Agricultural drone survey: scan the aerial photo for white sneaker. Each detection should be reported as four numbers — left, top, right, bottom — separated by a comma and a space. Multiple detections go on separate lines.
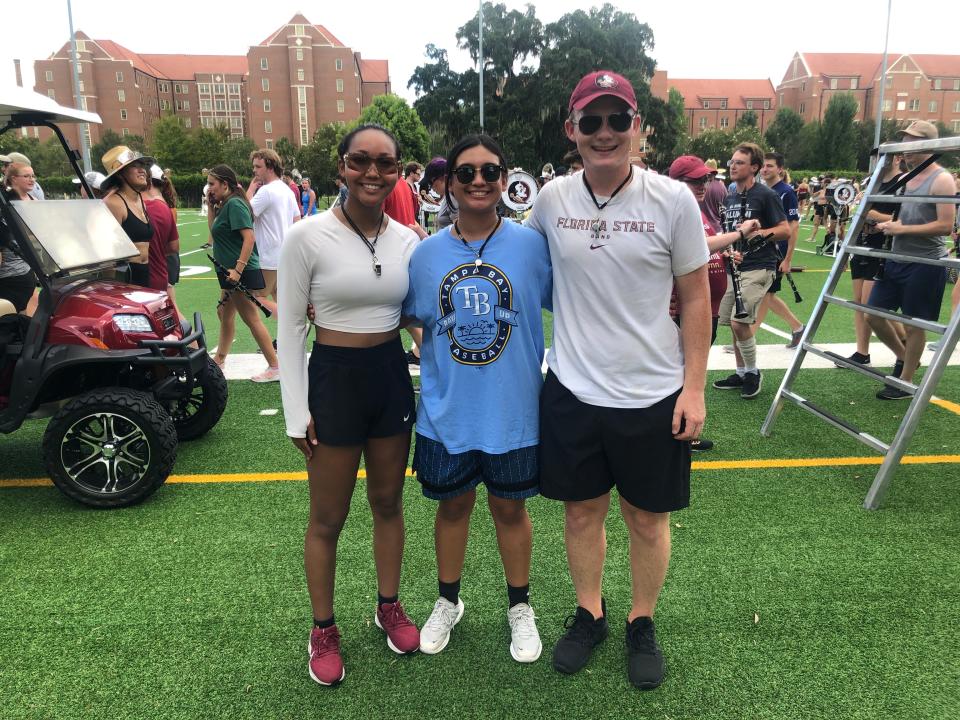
419, 597, 464, 654
507, 602, 542, 663
251, 366, 280, 383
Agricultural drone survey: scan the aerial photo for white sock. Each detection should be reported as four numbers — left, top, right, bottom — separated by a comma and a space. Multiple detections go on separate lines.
736, 367, 746, 377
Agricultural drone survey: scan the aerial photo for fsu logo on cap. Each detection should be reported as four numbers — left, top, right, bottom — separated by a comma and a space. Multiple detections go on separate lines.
595, 73, 618, 89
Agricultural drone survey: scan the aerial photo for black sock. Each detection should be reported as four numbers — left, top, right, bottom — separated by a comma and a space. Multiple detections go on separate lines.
378, 593, 398, 607
507, 583, 530, 608
439, 578, 460, 605
313, 615, 335, 629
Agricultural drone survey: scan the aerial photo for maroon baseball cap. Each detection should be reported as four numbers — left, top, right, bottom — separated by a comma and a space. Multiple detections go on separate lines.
568, 71, 637, 113
668, 155, 712, 181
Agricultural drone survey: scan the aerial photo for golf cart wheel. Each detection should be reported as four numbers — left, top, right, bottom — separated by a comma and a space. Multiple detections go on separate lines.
170, 355, 228, 441
42, 388, 177, 508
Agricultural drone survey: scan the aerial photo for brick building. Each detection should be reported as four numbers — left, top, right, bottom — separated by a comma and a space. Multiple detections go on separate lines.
668, 77, 777, 138
31, 14, 391, 151
776, 52, 960, 131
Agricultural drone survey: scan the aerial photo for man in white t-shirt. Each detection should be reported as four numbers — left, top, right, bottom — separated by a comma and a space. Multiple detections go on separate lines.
247, 148, 301, 316
526, 70, 710, 690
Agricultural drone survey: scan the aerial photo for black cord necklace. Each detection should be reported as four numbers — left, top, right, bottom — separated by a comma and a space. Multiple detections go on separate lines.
340, 204, 385, 277
583, 168, 633, 232
454, 216, 502, 268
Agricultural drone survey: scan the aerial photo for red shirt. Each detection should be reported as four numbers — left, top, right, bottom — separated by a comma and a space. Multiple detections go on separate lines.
382, 179, 417, 226
672, 211, 726, 319
144, 198, 177, 290
287, 181, 300, 206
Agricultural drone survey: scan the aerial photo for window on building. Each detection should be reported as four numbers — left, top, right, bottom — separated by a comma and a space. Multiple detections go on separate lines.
176, 100, 190, 111
699, 117, 707, 130
335, 58, 343, 71
779, 93, 784, 105
199, 83, 210, 95
909, 98, 920, 111
851, 78, 858, 90
228, 84, 240, 95
798, 102, 805, 114
122, 128, 129, 136
263, 99, 271, 112
184, 118, 192, 129
261, 58, 268, 70
884, 99, 892, 111
120, 109, 127, 120
801, 81, 806, 92
297, 69, 305, 82
702, 100, 709, 109
294, 24, 306, 35
262, 78, 270, 92
265, 120, 272, 134
763, 100, 770, 110
897, 100, 906, 111
201, 117, 214, 128
296, 48, 304, 61
200, 99, 212, 111
75, 40, 87, 52
76, 62, 83, 75
265, 139, 274, 150
830, 78, 838, 90
118, 89, 125, 102
159, 81, 169, 93
78, 80, 84, 92
746, 100, 753, 109
114, 71, 122, 83
337, 99, 345, 113
720, 117, 729, 129
954, 101, 960, 112
929, 100, 937, 112
215, 99, 226, 111
45, 70, 53, 82
173, 83, 182, 94
214, 84, 225, 95
47, 89, 55, 100
298, 86, 309, 145
934, 78, 942, 90
336, 79, 344, 93
160, 99, 170, 110
230, 117, 242, 129
885, 76, 892, 88
229, 99, 241, 111
914, 76, 921, 89
953, 120, 960, 133
954, 79, 960, 91
720, 99, 728, 110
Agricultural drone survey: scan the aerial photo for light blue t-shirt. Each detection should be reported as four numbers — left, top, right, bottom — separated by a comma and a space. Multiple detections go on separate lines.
403, 219, 552, 454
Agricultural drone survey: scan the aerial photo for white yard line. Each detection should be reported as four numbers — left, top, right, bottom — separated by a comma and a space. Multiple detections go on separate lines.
759, 323, 792, 340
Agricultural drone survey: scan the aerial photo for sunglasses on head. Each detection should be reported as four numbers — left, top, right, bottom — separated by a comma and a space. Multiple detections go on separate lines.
343, 153, 400, 175
574, 111, 635, 135
453, 163, 506, 184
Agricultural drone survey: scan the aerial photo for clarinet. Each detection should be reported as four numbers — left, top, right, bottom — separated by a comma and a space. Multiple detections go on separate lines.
721, 196, 749, 319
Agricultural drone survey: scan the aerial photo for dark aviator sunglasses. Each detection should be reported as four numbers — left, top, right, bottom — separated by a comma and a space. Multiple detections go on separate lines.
343, 153, 400, 175
574, 111, 635, 135
453, 163, 506, 184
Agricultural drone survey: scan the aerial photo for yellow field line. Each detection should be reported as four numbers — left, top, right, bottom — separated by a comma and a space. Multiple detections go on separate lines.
931, 396, 960, 416
3, 454, 960, 489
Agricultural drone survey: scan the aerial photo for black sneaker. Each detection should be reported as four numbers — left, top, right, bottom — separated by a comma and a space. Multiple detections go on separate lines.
625, 617, 665, 690
406, 351, 420, 366
835, 352, 871, 368
876, 385, 912, 401
552, 601, 608, 675
712, 373, 743, 390
690, 438, 714, 452
740, 371, 762, 399
786, 326, 805, 349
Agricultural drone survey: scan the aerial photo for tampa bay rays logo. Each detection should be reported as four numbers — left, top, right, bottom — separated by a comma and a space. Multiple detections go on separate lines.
436, 262, 519, 365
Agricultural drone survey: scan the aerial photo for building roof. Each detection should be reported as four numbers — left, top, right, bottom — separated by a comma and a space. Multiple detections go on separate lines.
139, 54, 247, 79
800, 53, 883, 81
909, 54, 960, 78
259, 14, 346, 47
358, 58, 389, 84
669, 78, 776, 109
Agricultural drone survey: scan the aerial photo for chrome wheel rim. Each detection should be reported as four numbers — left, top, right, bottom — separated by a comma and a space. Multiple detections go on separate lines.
60, 412, 151, 494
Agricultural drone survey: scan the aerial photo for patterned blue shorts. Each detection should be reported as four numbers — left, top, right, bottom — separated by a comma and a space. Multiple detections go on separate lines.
412, 433, 540, 501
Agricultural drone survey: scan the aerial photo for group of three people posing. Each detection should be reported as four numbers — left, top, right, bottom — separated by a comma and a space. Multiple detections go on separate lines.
277, 70, 713, 690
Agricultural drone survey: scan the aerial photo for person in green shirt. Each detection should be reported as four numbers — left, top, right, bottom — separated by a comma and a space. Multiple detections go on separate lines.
206, 164, 279, 381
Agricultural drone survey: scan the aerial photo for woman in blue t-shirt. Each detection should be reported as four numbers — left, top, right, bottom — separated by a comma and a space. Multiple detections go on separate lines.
300, 177, 318, 216
403, 135, 552, 663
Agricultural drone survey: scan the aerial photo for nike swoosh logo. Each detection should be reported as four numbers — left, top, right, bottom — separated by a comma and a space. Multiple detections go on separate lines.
403, 413, 411, 422
589, 243, 607, 250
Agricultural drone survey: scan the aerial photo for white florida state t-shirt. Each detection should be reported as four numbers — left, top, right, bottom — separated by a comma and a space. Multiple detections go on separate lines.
526, 166, 709, 408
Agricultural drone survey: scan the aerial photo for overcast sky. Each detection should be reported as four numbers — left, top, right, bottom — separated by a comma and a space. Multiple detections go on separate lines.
3, 0, 957, 107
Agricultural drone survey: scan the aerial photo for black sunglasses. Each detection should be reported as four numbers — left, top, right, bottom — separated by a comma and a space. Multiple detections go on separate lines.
453, 163, 506, 184
343, 153, 400, 175
574, 111, 635, 135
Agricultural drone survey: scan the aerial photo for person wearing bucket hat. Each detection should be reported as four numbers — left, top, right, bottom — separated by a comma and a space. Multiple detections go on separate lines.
102, 145, 155, 287
526, 70, 711, 689
869, 121, 956, 400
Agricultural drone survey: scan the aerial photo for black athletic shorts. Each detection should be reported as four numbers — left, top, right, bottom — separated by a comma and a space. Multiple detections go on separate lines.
129, 262, 150, 288
825, 205, 849, 221
307, 336, 415, 446
0, 270, 37, 311
166, 254, 181, 285
850, 255, 882, 280
216, 266, 265, 291
813, 204, 826, 218
539, 371, 690, 513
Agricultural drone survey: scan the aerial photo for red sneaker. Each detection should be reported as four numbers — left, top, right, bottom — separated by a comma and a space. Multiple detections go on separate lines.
374, 601, 420, 654
307, 625, 345, 686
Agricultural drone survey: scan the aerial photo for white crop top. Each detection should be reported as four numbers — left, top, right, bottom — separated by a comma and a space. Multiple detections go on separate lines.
277, 209, 419, 437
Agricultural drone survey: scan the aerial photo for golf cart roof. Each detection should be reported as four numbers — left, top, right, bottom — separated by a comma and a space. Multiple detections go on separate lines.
0, 85, 101, 126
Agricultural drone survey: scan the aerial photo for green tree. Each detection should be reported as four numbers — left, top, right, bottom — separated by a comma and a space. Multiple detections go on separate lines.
296, 124, 342, 194
736, 110, 758, 129
793, 121, 822, 169
89, 128, 146, 168
357, 93, 430, 163
274, 137, 298, 171
689, 129, 735, 165
192, 125, 230, 172
221, 136, 258, 175
149, 115, 195, 172
456, 2, 543, 98
765, 108, 805, 163
818, 93, 859, 169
